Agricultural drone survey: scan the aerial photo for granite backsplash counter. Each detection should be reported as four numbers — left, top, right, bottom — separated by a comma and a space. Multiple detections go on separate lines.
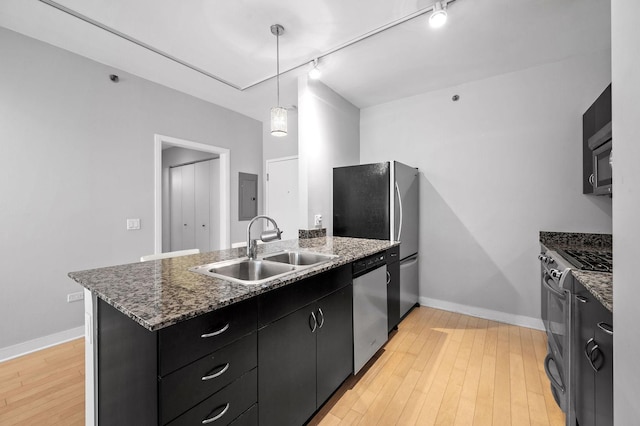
68, 236, 398, 331
540, 231, 612, 312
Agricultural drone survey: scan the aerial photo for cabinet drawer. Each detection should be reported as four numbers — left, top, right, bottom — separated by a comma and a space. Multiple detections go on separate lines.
166, 368, 257, 426
159, 333, 257, 424
228, 404, 257, 426
159, 298, 257, 375
258, 264, 351, 326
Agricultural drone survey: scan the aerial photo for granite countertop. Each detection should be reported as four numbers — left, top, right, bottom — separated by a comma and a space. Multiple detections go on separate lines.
68, 236, 398, 331
540, 231, 612, 312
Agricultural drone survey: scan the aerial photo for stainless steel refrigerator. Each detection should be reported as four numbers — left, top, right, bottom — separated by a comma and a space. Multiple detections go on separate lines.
333, 161, 419, 318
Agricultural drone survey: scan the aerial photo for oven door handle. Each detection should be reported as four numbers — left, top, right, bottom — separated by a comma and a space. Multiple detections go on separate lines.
543, 273, 566, 301
543, 353, 565, 393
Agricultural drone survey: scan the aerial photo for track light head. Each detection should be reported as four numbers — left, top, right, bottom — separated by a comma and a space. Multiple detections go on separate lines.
308, 59, 321, 80
429, 1, 448, 28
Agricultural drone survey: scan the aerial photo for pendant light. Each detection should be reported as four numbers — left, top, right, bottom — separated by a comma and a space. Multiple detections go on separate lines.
270, 24, 287, 137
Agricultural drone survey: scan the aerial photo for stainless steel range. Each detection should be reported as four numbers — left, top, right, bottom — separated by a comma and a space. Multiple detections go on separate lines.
538, 247, 613, 426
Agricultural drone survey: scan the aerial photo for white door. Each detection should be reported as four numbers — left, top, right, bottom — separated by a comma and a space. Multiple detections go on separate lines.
266, 157, 298, 240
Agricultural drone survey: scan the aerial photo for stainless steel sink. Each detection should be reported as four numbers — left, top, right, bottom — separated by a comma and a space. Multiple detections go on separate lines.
190, 258, 298, 285
189, 251, 338, 284
261, 251, 338, 266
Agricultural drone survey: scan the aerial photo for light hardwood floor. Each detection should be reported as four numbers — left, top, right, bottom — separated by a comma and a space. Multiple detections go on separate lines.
0, 307, 564, 426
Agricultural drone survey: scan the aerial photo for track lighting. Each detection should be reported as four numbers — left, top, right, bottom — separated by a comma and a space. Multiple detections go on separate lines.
308, 59, 321, 80
429, 1, 448, 28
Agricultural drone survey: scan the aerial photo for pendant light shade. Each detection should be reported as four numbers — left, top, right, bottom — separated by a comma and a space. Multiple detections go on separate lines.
270, 24, 287, 137
271, 106, 287, 136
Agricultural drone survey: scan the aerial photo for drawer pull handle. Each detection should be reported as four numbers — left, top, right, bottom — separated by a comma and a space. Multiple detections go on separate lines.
576, 295, 588, 303
201, 363, 230, 381
202, 402, 230, 424
597, 322, 613, 335
201, 323, 230, 338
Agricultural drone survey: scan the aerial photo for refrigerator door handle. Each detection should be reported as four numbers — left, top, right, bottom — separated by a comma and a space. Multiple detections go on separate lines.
400, 254, 418, 266
395, 182, 403, 241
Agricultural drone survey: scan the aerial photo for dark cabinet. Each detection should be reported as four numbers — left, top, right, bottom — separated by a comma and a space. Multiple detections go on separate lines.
96, 263, 355, 426
583, 84, 612, 194
97, 297, 258, 426
387, 246, 400, 332
258, 265, 353, 426
574, 281, 613, 426
316, 286, 354, 405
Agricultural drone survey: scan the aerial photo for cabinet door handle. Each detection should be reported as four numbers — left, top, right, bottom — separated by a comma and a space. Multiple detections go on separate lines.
201, 323, 230, 338
584, 337, 596, 359
317, 308, 325, 329
201, 363, 230, 381
589, 173, 595, 185
201, 402, 230, 424
588, 344, 601, 372
386, 271, 391, 285
576, 295, 588, 303
309, 312, 317, 333
597, 322, 613, 335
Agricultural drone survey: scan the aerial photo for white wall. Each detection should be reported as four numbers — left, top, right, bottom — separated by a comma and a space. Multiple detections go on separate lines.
0, 28, 262, 351
361, 51, 613, 326
611, 0, 640, 422
298, 77, 360, 232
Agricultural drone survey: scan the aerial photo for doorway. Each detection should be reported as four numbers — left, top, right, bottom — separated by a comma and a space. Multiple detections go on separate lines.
265, 156, 298, 240
154, 134, 230, 253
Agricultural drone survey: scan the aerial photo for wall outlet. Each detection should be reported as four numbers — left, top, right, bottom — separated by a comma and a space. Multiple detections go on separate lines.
314, 214, 323, 227
126, 218, 141, 230
67, 291, 84, 303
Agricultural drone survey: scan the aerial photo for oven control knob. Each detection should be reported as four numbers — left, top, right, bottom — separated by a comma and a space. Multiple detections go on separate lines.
550, 269, 563, 279
538, 254, 554, 265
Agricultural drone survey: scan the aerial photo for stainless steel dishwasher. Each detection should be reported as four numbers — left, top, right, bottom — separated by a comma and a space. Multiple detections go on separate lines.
352, 252, 388, 374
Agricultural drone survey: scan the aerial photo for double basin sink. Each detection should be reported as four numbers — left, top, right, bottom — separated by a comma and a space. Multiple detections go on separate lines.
189, 250, 338, 285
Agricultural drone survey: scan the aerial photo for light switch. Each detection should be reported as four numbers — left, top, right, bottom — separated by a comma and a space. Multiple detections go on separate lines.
126, 218, 141, 230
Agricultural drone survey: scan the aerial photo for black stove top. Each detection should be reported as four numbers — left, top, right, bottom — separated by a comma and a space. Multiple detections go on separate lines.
558, 249, 613, 272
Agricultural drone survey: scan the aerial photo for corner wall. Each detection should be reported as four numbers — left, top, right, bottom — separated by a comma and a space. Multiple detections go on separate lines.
360, 51, 612, 325
298, 77, 360, 233
0, 28, 262, 353
611, 0, 640, 421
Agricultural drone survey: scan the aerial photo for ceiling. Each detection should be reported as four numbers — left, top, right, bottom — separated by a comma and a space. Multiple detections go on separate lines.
0, 0, 611, 122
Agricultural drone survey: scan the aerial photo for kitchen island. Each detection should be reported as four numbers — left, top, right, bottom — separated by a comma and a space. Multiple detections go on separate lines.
69, 236, 399, 426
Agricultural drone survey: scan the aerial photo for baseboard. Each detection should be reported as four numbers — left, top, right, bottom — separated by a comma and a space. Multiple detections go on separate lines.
419, 296, 544, 331
0, 326, 84, 363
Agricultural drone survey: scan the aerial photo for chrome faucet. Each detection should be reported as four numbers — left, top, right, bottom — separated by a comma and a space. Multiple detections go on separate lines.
246, 215, 283, 260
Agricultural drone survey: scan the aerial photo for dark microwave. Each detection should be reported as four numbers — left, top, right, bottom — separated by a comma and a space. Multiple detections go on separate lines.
587, 121, 612, 195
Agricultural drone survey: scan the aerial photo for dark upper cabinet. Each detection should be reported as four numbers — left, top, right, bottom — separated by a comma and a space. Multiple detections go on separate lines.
574, 281, 613, 426
583, 84, 612, 194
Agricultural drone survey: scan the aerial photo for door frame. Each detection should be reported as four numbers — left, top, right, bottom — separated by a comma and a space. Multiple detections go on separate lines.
154, 134, 230, 253
265, 155, 298, 229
